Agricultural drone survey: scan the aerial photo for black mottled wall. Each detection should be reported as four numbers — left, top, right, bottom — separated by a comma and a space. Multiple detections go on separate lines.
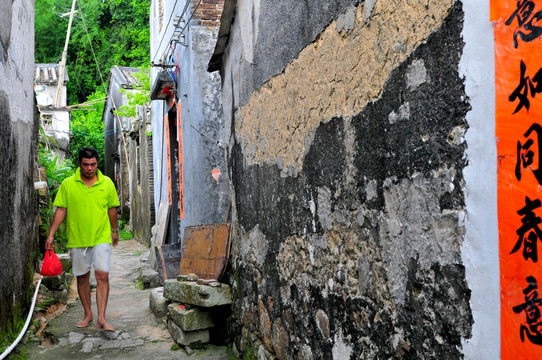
228, 4, 473, 359
0, 91, 39, 337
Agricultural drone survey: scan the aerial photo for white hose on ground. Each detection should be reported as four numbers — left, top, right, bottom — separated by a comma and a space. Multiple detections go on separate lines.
0, 276, 42, 360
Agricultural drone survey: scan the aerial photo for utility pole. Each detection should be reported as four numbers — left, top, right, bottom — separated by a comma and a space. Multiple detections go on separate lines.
56, 0, 77, 107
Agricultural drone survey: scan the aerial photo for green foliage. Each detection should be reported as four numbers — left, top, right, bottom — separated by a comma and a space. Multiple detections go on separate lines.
38, 145, 74, 253
114, 67, 151, 118
120, 229, 133, 241
69, 90, 106, 170
35, 0, 151, 104
39, 148, 74, 200
0, 306, 24, 354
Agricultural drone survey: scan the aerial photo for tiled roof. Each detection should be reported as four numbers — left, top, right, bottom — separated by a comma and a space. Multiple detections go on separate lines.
35, 64, 69, 84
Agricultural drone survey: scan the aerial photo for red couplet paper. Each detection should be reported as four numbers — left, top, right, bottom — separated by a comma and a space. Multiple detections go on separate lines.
492, 0, 542, 357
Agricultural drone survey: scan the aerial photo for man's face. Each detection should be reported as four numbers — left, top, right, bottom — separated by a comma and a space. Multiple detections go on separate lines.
79, 157, 98, 179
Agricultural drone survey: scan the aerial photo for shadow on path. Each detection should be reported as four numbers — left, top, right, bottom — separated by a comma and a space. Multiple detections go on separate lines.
17, 240, 233, 360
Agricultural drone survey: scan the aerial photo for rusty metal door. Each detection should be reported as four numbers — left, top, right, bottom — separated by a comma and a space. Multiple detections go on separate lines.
179, 223, 231, 280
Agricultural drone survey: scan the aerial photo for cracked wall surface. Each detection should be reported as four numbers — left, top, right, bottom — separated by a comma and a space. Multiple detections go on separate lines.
0, 0, 39, 338
236, 0, 455, 174
220, 0, 475, 359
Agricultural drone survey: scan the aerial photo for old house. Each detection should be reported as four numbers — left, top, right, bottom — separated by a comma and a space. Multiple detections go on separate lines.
103, 65, 155, 242
207, 0, 508, 359
34, 63, 70, 160
0, 0, 39, 340
149, 0, 228, 245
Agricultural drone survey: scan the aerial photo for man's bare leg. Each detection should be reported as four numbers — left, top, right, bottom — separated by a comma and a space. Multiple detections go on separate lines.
95, 270, 114, 330
76, 272, 93, 327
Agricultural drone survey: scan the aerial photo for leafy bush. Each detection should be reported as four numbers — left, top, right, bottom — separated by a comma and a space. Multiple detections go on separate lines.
38, 146, 74, 253
69, 90, 106, 170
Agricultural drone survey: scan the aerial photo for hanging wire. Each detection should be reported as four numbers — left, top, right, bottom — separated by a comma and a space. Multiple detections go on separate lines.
151, 0, 181, 65
160, 0, 203, 64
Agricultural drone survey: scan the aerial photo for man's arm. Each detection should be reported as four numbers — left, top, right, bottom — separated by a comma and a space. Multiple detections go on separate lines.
45, 207, 67, 250
108, 207, 119, 247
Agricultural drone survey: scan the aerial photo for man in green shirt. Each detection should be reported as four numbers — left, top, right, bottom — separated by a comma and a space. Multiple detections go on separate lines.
46, 147, 120, 331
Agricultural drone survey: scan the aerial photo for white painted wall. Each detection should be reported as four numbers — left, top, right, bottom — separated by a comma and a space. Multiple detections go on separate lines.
460, 1, 500, 358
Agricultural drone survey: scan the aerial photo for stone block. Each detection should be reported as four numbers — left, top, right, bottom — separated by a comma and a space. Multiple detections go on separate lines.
164, 280, 232, 307
150, 287, 169, 317
168, 303, 214, 331
57, 253, 72, 272
42, 272, 67, 291
140, 267, 161, 289
167, 319, 210, 346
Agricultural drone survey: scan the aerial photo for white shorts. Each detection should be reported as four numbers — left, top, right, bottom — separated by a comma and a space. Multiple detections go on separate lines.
70, 243, 111, 277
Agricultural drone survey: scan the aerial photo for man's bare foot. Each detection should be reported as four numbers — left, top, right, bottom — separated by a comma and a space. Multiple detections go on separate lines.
75, 318, 93, 328
97, 322, 115, 331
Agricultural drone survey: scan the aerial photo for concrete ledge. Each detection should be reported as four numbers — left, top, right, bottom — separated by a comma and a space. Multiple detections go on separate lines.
164, 280, 232, 307
168, 303, 214, 331
168, 319, 210, 346
150, 287, 169, 317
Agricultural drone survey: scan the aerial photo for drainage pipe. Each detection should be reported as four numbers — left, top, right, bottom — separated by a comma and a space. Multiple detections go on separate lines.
0, 277, 42, 360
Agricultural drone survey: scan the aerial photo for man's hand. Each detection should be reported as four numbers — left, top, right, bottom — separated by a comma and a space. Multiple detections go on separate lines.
45, 235, 54, 250
112, 232, 119, 247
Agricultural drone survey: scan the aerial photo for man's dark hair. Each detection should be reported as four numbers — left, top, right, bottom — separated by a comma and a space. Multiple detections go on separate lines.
78, 147, 100, 163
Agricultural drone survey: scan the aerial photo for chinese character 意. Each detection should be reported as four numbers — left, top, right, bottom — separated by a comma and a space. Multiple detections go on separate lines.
513, 276, 542, 345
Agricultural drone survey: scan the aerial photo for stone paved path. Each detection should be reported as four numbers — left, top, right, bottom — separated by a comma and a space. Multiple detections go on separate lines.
18, 240, 233, 360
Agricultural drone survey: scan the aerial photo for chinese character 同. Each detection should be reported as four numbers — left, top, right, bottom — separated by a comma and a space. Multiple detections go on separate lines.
516, 123, 542, 184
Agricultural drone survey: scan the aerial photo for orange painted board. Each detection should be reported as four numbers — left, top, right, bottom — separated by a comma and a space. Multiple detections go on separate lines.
493, 0, 542, 357
177, 101, 184, 220
179, 224, 231, 281
165, 112, 172, 205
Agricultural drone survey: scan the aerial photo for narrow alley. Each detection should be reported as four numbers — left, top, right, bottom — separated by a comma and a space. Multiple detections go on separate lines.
2, 0, 538, 359
18, 240, 232, 359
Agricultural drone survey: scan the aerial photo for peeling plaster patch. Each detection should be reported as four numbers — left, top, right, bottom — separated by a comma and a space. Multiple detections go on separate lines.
238, 0, 260, 64
365, 179, 378, 200
406, 59, 428, 91
388, 102, 410, 124
332, 328, 353, 360
237, 0, 454, 172
358, 254, 370, 293
317, 187, 333, 231
242, 225, 268, 267
363, 0, 377, 24
447, 124, 466, 145
0, 0, 12, 62
336, 4, 357, 34
380, 168, 463, 305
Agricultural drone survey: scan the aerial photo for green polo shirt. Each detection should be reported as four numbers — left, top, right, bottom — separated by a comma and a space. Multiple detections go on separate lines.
54, 168, 120, 248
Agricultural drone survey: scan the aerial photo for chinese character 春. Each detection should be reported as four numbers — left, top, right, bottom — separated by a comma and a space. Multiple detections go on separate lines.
505, 0, 542, 48
511, 196, 542, 262
509, 60, 542, 114
513, 276, 542, 345
516, 123, 542, 184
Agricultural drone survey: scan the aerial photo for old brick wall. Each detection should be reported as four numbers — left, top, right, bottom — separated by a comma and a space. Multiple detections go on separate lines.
191, 0, 224, 27
219, 0, 476, 359
0, 0, 39, 339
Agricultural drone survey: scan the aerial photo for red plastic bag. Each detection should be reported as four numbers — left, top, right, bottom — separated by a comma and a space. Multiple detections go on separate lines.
41, 249, 63, 276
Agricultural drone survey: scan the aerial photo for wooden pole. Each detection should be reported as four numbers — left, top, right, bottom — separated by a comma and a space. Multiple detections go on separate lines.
55, 0, 77, 107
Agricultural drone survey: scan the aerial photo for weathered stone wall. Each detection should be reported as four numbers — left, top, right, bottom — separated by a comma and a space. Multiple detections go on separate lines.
0, 0, 39, 338
219, 0, 476, 358
128, 106, 155, 245
150, 0, 228, 243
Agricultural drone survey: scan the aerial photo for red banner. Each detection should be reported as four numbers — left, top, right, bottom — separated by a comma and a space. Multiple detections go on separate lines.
492, 0, 542, 357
